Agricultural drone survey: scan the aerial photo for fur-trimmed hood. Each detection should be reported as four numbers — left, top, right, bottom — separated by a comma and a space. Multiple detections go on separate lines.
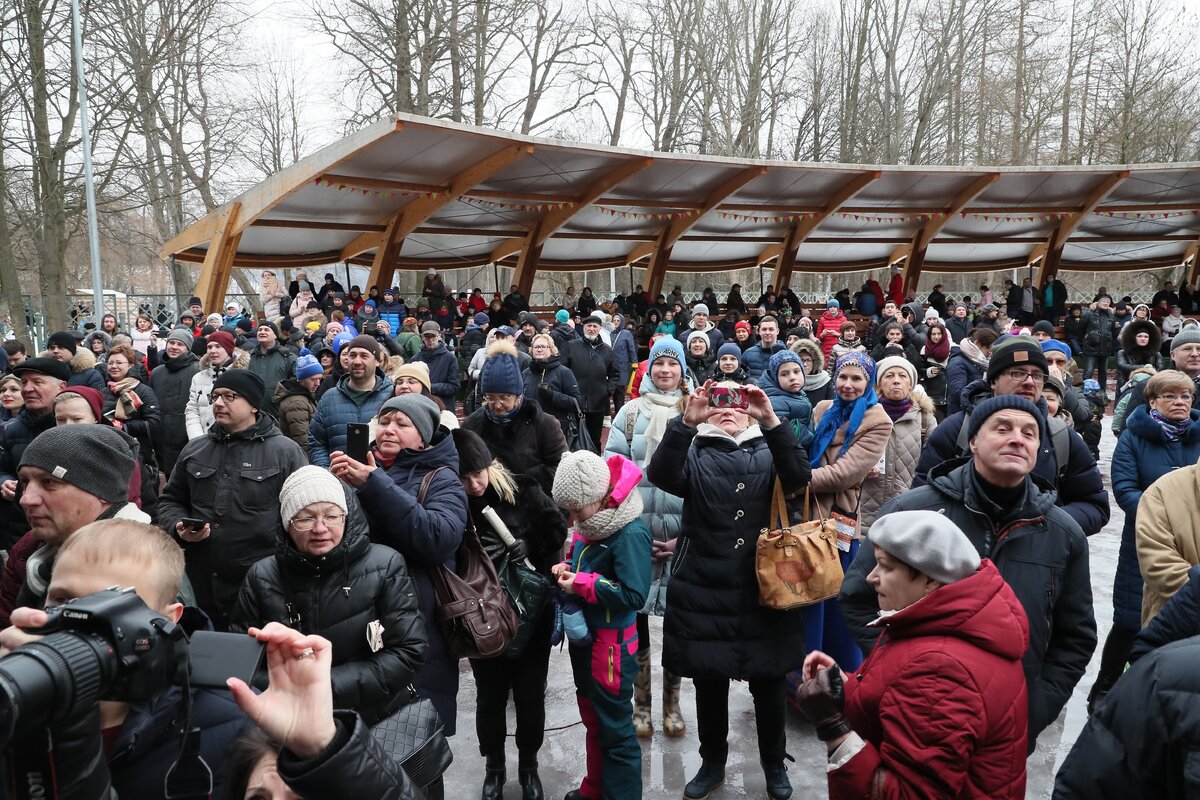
198, 348, 251, 372
1121, 317, 1161, 359
81, 331, 112, 352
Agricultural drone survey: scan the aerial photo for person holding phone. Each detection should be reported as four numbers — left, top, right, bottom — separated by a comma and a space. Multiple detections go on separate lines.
646, 379, 810, 800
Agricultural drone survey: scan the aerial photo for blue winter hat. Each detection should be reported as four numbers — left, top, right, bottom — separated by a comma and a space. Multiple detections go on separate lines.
365, 299, 377, 308
648, 336, 684, 366
768, 349, 804, 380
295, 354, 323, 380
555, 309, 570, 324
332, 331, 355, 354
717, 342, 741, 360
473, 312, 489, 326
480, 339, 524, 395
827, 298, 840, 308
966, 394, 1046, 441
1041, 339, 1072, 360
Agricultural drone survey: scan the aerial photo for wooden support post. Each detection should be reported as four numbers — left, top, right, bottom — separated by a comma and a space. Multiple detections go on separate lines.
367, 212, 406, 293
903, 174, 999, 296
1184, 242, 1200, 288
644, 228, 674, 299
1038, 171, 1129, 287
193, 203, 241, 313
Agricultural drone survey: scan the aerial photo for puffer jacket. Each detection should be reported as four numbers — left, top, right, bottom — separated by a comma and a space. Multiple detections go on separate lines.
64, 348, 106, 393
1053, 634, 1200, 799
308, 372, 395, 467
462, 398, 567, 494
1130, 564, 1200, 663
741, 340, 785, 383
247, 343, 297, 417
561, 335, 617, 413
1110, 406, 1200, 632
354, 429, 467, 735
946, 344, 986, 416
1080, 307, 1117, 356
840, 458, 1096, 744
832, 560, 1029, 800
150, 351, 199, 473
184, 348, 251, 440
274, 711, 423, 799
858, 392, 937, 528
376, 299, 407, 333
231, 486, 428, 725
156, 413, 308, 616
808, 401, 892, 530
522, 356, 579, 432
758, 360, 813, 447
412, 342, 460, 412
1116, 317, 1164, 386
646, 417, 811, 679
913, 380, 1110, 536
274, 378, 317, 450
1136, 462, 1200, 625
815, 310, 847, 358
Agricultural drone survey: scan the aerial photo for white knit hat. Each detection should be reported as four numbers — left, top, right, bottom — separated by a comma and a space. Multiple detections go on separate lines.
875, 355, 917, 388
280, 466, 348, 527
552, 451, 609, 511
552, 451, 644, 541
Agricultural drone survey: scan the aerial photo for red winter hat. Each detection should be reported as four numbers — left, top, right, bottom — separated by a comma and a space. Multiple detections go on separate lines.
735, 321, 751, 333
55, 385, 105, 422
208, 330, 236, 357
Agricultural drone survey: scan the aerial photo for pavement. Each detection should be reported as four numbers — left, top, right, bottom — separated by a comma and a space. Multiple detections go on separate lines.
443, 429, 1122, 799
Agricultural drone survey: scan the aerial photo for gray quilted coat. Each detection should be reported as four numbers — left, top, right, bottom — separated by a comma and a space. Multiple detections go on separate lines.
858, 391, 938, 529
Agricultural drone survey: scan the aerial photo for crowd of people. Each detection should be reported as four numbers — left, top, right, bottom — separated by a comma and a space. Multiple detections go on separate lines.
1, 266, 1199, 799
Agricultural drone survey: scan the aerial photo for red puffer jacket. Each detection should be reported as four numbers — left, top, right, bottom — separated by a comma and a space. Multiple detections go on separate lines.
831, 559, 1029, 800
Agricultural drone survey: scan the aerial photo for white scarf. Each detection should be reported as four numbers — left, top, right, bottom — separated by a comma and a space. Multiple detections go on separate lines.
632, 390, 682, 462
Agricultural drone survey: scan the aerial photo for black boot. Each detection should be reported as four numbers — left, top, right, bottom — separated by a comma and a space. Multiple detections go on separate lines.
683, 761, 725, 800
482, 755, 506, 800
763, 761, 793, 800
518, 767, 544, 800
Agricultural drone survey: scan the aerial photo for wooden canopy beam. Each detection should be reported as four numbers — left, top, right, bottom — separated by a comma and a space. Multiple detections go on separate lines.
192, 203, 242, 312
1183, 242, 1200, 288
338, 144, 535, 268
498, 158, 653, 297
630, 166, 766, 297
1037, 170, 1129, 287
770, 170, 880, 293
903, 173, 1000, 296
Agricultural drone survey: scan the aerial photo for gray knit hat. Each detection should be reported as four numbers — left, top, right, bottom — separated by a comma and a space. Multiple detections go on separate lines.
378, 394, 440, 446
868, 510, 980, 585
279, 466, 347, 528
19, 425, 136, 503
1171, 326, 1200, 352
166, 328, 194, 348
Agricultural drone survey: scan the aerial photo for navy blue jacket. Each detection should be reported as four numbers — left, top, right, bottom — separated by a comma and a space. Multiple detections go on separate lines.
1110, 406, 1200, 631
913, 380, 1110, 536
945, 348, 984, 416
758, 363, 813, 448
522, 357, 579, 428
1131, 565, 1200, 663
611, 327, 639, 387
740, 341, 785, 384
413, 342, 461, 412
307, 372, 395, 467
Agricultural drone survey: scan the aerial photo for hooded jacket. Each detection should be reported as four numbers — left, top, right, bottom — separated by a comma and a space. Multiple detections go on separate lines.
913, 380, 1110, 536
274, 378, 318, 449
64, 348, 106, 393
1116, 317, 1164, 386
610, 321, 639, 386
758, 357, 814, 447
840, 458, 1096, 745
157, 413, 308, 616
307, 372, 395, 468
184, 348, 251, 440
231, 486, 428, 725
150, 350, 200, 473
832, 560, 1029, 800
646, 417, 811, 679
354, 429, 467, 734
792, 338, 834, 404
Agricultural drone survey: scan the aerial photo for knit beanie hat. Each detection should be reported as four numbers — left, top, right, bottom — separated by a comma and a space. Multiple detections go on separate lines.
966, 394, 1046, 441
56, 385, 105, 422
827, 299, 840, 308
332, 331, 355, 355
874, 355, 917, 388
47, 331, 77, 355
986, 334, 1048, 383
279, 466, 347, 528
1043, 374, 1066, 399
474, 312, 490, 326
735, 320, 751, 333
480, 339, 524, 395
225, 300, 241, 313
167, 328, 194, 348
648, 336, 684, 366
213, 369, 267, 411
187, 296, 203, 308
1171, 327, 1200, 352
717, 342, 742, 360
1032, 320, 1056, 338
208, 330, 236, 357
394, 361, 432, 392
555, 309, 570, 324
206, 313, 224, 328
378, 394, 440, 446
344, 334, 382, 360
552, 452, 645, 541
691, 303, 710, 316
452, 427, 492, 475
295, 354, 323, 380
236, 318, 254, 333
768, 349, 804, 380
19, 425, 136, 503
868, 510, 980, 585
686, 330, 709, 350
1041, 340, 1072, 360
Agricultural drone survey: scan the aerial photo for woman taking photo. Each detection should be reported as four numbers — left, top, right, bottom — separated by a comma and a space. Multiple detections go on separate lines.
803, 352, 892, 672
453, 428, 567, 800
522, 332, 580, 436
329, 393, 467, 765
647, 380, 810, 800
1090, 370, 1200, 708
605, 336, 689, 740
231, 465, 427, 728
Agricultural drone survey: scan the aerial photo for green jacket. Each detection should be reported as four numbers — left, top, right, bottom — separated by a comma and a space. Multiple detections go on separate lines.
566, 520, 652, 632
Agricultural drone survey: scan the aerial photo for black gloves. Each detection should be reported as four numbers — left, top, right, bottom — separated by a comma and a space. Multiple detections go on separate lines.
795, 666, 853, 742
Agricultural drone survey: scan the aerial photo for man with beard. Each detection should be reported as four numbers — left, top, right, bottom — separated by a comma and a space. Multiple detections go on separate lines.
308, 335, 395, 467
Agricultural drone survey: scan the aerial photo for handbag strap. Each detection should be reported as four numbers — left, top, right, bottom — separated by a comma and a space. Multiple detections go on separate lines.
417, 466, 447, 504
771, 479, 792, 529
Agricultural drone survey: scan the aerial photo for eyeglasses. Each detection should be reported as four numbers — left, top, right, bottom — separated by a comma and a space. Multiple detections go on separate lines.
1004, 368, 1045, 386
484, 394, 517, 406
291, 512, 346, 531
209, 390, 242, 404
1156, 393, 1194, 403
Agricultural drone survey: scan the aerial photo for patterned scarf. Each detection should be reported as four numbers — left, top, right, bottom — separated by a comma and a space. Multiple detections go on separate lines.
1149, 408, 1192, 442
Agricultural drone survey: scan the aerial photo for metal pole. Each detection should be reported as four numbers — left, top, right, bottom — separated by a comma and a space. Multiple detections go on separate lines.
70, 0, 104, 323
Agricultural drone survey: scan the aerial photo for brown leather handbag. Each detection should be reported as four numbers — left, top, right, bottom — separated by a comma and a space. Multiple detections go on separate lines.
755, 481, 844, 609
425, 470, 518, 659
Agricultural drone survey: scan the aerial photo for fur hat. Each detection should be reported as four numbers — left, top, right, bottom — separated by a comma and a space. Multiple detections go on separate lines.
279, 466, 347, 528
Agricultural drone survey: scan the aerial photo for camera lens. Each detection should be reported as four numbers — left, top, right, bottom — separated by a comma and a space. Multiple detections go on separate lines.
0, 632, 115, 749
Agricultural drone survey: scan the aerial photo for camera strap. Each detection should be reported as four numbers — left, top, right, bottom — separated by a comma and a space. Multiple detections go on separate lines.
163, 663, 212, 800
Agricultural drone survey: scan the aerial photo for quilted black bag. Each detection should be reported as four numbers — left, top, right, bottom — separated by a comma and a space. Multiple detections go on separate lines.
565, 398, 596, 453
370, 686, 453, 789
498, 555, 553, 659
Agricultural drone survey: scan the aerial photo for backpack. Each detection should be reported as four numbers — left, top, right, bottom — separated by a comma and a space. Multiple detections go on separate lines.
955, 411, 1071, 482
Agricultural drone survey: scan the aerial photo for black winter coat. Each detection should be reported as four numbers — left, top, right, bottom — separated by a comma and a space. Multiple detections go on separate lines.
522, 357, 579, 431
354, 429, 467, 735
841, 458, 1096, 745
150, 351, 199, 474
647, 418, 811, 679
1081, 308, 1118, 356
946, 315, 973, 344
462, 399, 568, 494
231, 487, 428, 725
1130, 564, 1200, 663
156, 414, 308, 616
561, 336, 617, 412
913, 380, 1110, 536
0, 410, 55, 546
1116, 318, 1164, 386
468, 475, 568, 576
413, 343, 461, 412
101, 379, 162, 473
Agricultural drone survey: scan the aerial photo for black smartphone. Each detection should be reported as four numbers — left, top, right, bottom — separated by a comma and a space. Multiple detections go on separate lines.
347, 422, 370, 463
180, 517, 206, 531
187, 630, 266, 689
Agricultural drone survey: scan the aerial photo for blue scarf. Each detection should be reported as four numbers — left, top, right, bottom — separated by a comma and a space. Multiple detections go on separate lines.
809, 353, 878, 467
